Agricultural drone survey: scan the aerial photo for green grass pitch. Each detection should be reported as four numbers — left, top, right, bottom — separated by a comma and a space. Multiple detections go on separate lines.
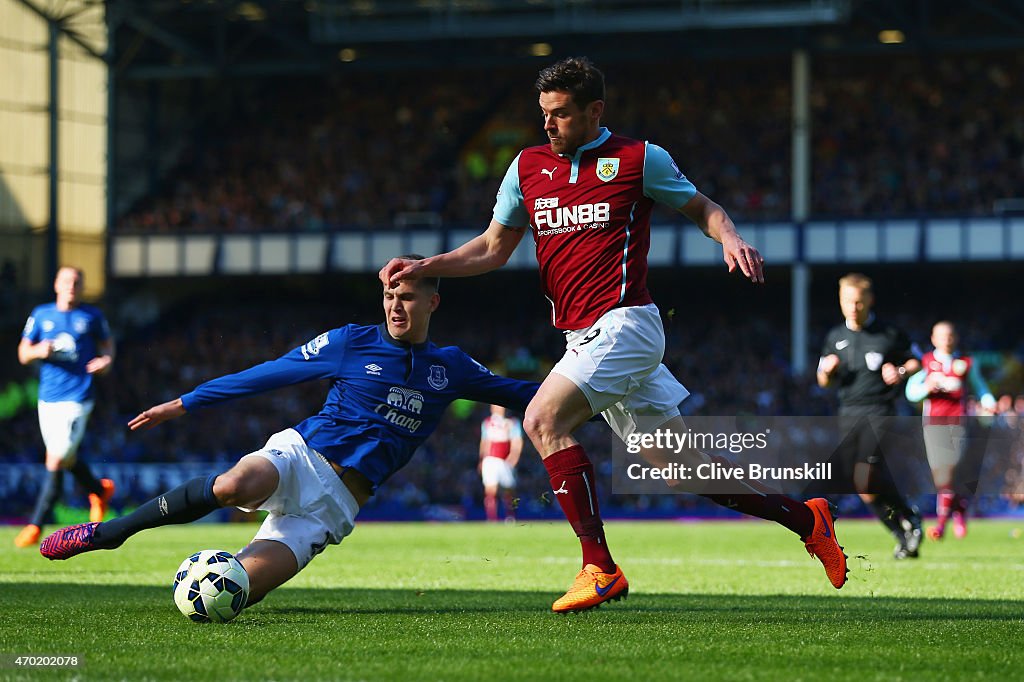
2, 518, 1023, 681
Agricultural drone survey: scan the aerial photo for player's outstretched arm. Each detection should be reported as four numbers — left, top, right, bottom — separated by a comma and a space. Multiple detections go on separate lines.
380, 219, 525, 287
129, 398, 186, 431
679, 192, 764, 283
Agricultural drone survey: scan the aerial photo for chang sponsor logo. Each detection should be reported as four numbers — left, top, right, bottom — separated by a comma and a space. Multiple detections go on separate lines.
50, 332, 79, 362
376, 386, 425, 432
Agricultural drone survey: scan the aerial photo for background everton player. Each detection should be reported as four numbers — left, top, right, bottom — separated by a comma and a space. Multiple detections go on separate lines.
15, 266, 116, 548
381, 57, 848, 613
40, 261, 538, 607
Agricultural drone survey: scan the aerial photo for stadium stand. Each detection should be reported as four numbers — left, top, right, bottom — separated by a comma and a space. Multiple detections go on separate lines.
114, 50, 1024, 234
4, 267, 1022, 521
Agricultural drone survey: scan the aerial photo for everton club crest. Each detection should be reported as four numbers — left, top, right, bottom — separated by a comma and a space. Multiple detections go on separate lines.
428, 364, 449, 390
596, 157, 619, 182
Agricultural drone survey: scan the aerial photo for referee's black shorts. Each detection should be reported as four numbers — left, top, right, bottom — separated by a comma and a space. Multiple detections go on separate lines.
836, 403, 894, 467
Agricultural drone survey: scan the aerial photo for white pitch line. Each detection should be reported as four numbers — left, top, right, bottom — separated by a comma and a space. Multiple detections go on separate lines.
434, 554, 1024, 570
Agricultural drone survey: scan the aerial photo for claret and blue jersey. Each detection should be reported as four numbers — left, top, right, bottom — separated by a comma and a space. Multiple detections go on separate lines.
492, 127, 698, 330
180, 323, 539, 490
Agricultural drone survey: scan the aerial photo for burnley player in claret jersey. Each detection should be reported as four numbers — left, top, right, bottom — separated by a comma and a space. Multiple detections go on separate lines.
382, 57, 849, 612
906, 321, 996, 540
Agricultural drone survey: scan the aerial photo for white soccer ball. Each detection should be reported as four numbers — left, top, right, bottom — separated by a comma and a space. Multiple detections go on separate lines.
172, 550, 249, 623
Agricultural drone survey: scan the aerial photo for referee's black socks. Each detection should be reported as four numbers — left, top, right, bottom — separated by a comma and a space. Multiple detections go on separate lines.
866, 493, 912, 534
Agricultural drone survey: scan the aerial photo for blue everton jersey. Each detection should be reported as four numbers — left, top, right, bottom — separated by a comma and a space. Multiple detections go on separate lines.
22, 303, 112, 403
180, 324, 539, 489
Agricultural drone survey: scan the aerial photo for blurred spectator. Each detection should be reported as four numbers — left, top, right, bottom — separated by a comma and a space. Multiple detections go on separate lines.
115, 51, 1024, 234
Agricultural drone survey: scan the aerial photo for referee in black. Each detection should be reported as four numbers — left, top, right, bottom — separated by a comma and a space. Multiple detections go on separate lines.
817, 273, 922, 559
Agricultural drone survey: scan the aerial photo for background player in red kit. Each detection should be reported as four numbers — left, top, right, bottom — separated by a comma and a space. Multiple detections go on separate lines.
381, 56, 847, 612
479, 404, 523, 522
906, 321, 996, 540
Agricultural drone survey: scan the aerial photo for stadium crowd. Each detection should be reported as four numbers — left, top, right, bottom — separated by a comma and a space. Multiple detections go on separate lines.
115, 50, 1024, 234
4, 271, 1023, 521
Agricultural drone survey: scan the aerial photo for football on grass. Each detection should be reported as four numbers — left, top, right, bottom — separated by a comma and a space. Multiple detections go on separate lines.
172, 550, 249, 623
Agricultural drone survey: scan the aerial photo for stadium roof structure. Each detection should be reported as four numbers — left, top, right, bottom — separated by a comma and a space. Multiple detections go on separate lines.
16, 0, 1024, 80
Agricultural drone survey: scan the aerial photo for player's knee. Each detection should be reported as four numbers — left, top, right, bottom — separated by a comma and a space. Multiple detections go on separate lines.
522, 409, 555, 444
48, 450, 73, 470
215, 464, 277, 508
212, 472, 249, 507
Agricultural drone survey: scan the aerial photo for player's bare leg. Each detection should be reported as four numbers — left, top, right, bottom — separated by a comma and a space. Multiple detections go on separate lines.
524, 373, 627, 612
236, 539, 299, 606
928, 463, 956, 540
211, 455, 280, 509
483, 482, 500, 522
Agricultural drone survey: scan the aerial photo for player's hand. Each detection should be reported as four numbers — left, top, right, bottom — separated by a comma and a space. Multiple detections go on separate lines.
129, 398, 186, 431
881, 363, 902, 385
379, 257, 424, 289
924, 372, 943, 392
819, 354, 841, 377
85, 355, 113, 375
35, 340, 54, 360
721, 234, 765, 283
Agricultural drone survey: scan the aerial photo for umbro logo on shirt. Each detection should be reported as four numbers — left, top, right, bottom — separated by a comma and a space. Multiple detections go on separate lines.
365, 363, 382, 375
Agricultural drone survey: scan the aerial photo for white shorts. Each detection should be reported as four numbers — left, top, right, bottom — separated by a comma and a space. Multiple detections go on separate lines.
923, 423, 968, 470
239, 429, 360, 571
551, 304, 689, 441
37, 400, 94, 462
481, 456, 516, 489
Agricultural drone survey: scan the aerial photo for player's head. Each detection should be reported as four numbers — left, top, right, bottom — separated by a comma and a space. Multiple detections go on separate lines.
490, 404, 506, 417
382, 254, 439, 344
931, 321, 957, 354
536, 56, 605, 156
837, 272, 873, 327
54, 266, 83, 307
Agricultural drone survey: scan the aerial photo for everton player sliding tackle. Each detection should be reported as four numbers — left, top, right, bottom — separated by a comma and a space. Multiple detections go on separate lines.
40, 263, 539, 607
381, 57, 848, 612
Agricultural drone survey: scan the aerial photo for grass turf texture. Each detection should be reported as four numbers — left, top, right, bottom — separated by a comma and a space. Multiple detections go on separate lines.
2, 519, 1023, 681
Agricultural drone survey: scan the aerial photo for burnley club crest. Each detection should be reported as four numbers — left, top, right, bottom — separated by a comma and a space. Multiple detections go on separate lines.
596, 157, 619, 182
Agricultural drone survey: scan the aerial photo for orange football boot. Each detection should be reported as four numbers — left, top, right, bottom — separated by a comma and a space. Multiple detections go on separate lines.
88, 478, 115, 523
551, 564, 629, 613
802, 498, 848, 589
14, 524, 41, 548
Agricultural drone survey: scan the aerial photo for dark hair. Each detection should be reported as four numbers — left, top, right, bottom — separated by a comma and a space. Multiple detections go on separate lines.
398, 254, 440, 292
535, 56, 605, 108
